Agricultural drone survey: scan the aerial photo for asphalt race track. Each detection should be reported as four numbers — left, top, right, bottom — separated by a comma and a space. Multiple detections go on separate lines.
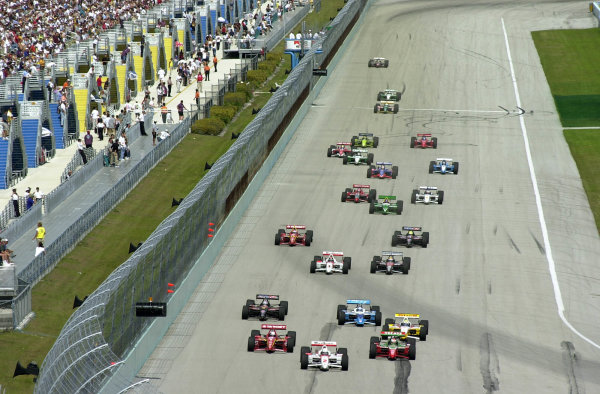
145, 1, 600, 393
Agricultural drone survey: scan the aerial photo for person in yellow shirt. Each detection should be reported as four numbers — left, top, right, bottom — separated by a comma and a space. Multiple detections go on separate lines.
33, 222, 46, 243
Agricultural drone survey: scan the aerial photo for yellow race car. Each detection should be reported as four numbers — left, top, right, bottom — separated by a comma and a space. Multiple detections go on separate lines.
385, 314, 429, 341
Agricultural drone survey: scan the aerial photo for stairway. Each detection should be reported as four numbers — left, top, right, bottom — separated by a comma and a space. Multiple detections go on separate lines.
67, 104, 77, 138
134, 56, 144, 92
73, 89, 88, 133
164, 36, 173, 68
0, 139, 9, 189
11, 137, 25, 175
149, 46, 158, 76
115, 63, 127, 103
21, 119, 39, 168
49, 103, 65, 149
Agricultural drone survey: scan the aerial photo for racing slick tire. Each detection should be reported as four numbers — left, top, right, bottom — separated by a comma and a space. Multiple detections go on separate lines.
368, 189, 376, 202
337, 304, 346, 313
369, 343, 377, 359
247, 336, 256, 352
342, 261, 349, 274
367, 153, 374, 165
310, 260, 317, 273
368, 60, 374, 67
367, 166, 373, 178
373, 136, 379, 148
338, 348, 348, 357
384, 60, 389, 67
419, 320, 430, 337
403, 257, 411, 274
341, 191, 347, 202
327, 147, 333, 157
411, 190, 418, 204
374, 255, 382, 262
410, 136, 416, 148
287, 331, 296, 352
338, 310, 346, 325
370, 336, 379, 346
384, 318, 394, 327
251, 329, 260, 338
342, 155, 348, 165
369, 202, 375, 214
375, 311, 382, 326
454, 162, 459, 174
306, 230, 314, 243
392, 166, 398, 179
341, 354, 349, 371
242, 305, 249, 319
393, 104, 399, 113
370, 260, 377, 274
246, 299, 255, 307
407, 337, 417, 360
391, 232, 400, 247
422, 232, 429, 248
371, 306, 380, 313
300, 346, 310, 361
301, 353, 309, 369
373, 105, 378, 113
396, 200, 403, 215
343, 256, 352, 269
278, 307, 285, 321
432, 137, 438, 148
275, 229, 284, 245
280, 300, 289, 315
438, 190, 444, 205
429, 161, 435, 174
305, 235, 312, 247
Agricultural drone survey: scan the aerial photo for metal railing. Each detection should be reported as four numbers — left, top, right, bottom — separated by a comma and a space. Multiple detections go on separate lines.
34, 0, 366, 392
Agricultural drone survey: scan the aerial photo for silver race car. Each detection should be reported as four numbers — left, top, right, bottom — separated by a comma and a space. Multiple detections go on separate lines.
411, 186, 444, 205
300, 341, 349, 371
310, 251, 351, 274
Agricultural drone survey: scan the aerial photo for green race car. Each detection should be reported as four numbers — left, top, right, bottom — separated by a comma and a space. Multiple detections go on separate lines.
351, 133, 379, 148
374, 101, 399, 114
343, 149, 374, 165
369, 195, 403, 215
377, 89, 401, 102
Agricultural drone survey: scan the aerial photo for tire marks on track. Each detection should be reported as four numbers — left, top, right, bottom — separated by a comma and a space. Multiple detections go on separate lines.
480, 332, 500, 393
393, 360, 412, 394
562, 341, 583, 394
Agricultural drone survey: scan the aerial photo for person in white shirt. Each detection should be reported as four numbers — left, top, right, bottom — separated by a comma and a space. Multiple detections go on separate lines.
35, 241, 45, 257
158, 130, 171, 141
91, 108, 99, 129
34, 187, 44, 203
158, 68, 165, 81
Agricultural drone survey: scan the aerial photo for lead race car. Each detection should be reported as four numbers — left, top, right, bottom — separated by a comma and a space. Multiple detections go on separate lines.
377, 89, 401, 102
385, 314, 429, 342
411, 186, 444, 205
429, 158, 459, 175
410, 133, 437, 149
374, 100, 399, 114
369, 331, 416, 361
369, 195, 403, 215
351, 133, 379, 148
368, 57, 389, 68
310, 251, 351, 274
370, 251, 410, 275
247, 324, 296, 353
337, 299, 382, 326
341, 184, 376, 203
241, 294, 288, 321
368, 162, 398, 179
300, 341, 349, 371
326, 142, 352, 158
342, 148, 374, 165
275, 225, 313, 246
391, 226, 429, 248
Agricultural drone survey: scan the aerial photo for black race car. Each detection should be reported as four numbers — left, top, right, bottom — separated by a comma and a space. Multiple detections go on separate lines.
242, 294, 289, 321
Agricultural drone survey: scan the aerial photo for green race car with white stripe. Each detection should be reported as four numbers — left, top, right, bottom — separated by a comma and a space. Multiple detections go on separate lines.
369, 195, 403, 215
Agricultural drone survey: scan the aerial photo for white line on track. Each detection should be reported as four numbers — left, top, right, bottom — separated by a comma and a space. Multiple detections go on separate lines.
563, 126, 600, 130
501, 17, 600, 350
344, 107, 513, 113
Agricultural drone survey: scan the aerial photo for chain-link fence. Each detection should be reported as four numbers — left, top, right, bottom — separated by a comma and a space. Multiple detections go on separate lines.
34, 1, 366, 392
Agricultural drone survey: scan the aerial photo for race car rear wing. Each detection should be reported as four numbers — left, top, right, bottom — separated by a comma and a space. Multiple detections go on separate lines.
359, 133, 374, 137
347, 299, 370, 305
256, 294, 279, 300
336, 142, 351, 145
322, 251, 343, 256
262, 324, 287, 330
311, 341, 337, 347
352, 148, 368, 153
380, 331, 403, 337
352, 184, 370, 189
402, 226, 422, 231
378, 195, 396, 200
416, 133, 431, 137
286, 225, 306, 229
395, 313, 420, 318
436, 158, 453, 162
419, 186, 438, 190
382, 251, 403, 256
376, 162, 393, 166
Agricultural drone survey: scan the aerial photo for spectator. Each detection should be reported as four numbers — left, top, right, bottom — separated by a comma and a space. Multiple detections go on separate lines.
152, 121, 158, 146
204, 62, 210, 81
25, 188, 34, 210
84, 130, 93, 148
118, 131, 128, 161
176, 73, 182, 92
213, 56, 218, 72
158, 130, 171, 141
161, 104, 168, 124
177, 101, 186, 121
33, 222, 46, 243
0, 248, 11, 266
35, 241, 46, 257
34, 187, 44, 203
77, 138, 88, 164
196, 71, 203, 92
96, 118, 105, 141
0, 239, 14, 258
11, 189, 19, 217
195, 89, 200, 108
139, 111, 147, 136
110, 137, 120, 167
167, 76, 173, 97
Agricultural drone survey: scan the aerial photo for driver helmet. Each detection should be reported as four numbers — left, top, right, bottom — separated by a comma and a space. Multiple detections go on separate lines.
401, 320, 411, 328
390, 337, 398, 344
268, 330, 276, 338
356, 306, 364, 312
383, 198, 389, 203
407, 230, 414, 236
421, 135, 426, 140
320, 346, 329, 355
386, 256, 394, 263
261, 299, 270, 306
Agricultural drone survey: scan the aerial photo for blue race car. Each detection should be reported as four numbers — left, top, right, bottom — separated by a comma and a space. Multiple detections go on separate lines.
429, 158, 459, 175
337, 300, 382, 326
367, 162, 398, 179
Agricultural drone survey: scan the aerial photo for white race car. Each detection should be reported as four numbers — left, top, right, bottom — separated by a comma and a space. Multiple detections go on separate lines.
411, 186, 444, 205
310, 251, 351, 274
300, 341, 349, 371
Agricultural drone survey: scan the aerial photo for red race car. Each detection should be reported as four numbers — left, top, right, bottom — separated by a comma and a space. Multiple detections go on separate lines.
327, 142, 352, 158
341, 184, 377, 203
247, 324, 296, 353
369, 331, 416, 360
275, 225, 313, 246
410, 133, 437, 149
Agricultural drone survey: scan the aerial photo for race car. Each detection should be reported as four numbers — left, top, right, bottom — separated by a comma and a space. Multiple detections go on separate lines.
374, 101, 399, 114
341, 184, 376, 203
242, 294, 289, 321
377, 89, 401, 102
247, 324, 296, 353
385, 314, 429, 341
300, 341, 349, 371
275, 225, 314, 246
429, 158, 459, 175
411, 186, 444, 205
367, 162, 398, 179
370, 251, 410, 275
343, 148, 374, 165
369, 195, 403, 215
327, 142, 352, 158
337, 299, 382, 326
369, 332, 416, 361
368, 57, 389, 68
410, 133, 437, 149
351, 133, 379, 148
310, 251, 351, 274
391, 226, 429, 248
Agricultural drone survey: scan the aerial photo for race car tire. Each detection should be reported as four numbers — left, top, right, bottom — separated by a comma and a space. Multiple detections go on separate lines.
392, 166, 398, 179
367, 153, 374, 165
342, 262, 349, 274
369, 189, 376, 202
300, 346, 311, 361
310, 260, 316, 273
393, 104, 399, 113
337, 304, 346, 313
411, 190, 418, 204
247, 336, 255, 352
351, 136, 358, 146
246, 299, 255, 307
301, 353, 309, 369
275, 233, 281, 245
367, 168, 372, 178
374, 255, 382, 261
242, 305, 249, 319
370, 260, 377, 274
338, 310, 346, 325
369, 202, 375, 214
251, 329, 260, 338
407, 337, 417, 360
373, 105, 378, 113
438, 190, 444, 205
314, 255, 321, 262
371, 305, 380, 313
391, 233, 399, 247
373, 136, 379, 148
278, 307, 285, 321
403, 257, 411, 273
432, 137, 438, 149
280, 300, 289, 315
368, 60, 373, 67
341, 191, 347, 202
327, 147, 332, 157
370, 336, 379, 345
344, 256, 352, 269
419, 330, 427, 342
384, 60, 389, 67
429, 161, 435, 174
338, 347, 348, 356
454, 162, 459, 174
306, 230, 314, 242
342, 155, 348, 165
305, 237, 311, 247
396, 200, 403, 215
384, 318, 394, 327
341, 354, 349, 371
419, 319, 429, 336
369, 343, 377, 359
410, 137, 416, 148
375, 311, 382, 326
422, 232, 429, 248
287, 331, 296, 352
